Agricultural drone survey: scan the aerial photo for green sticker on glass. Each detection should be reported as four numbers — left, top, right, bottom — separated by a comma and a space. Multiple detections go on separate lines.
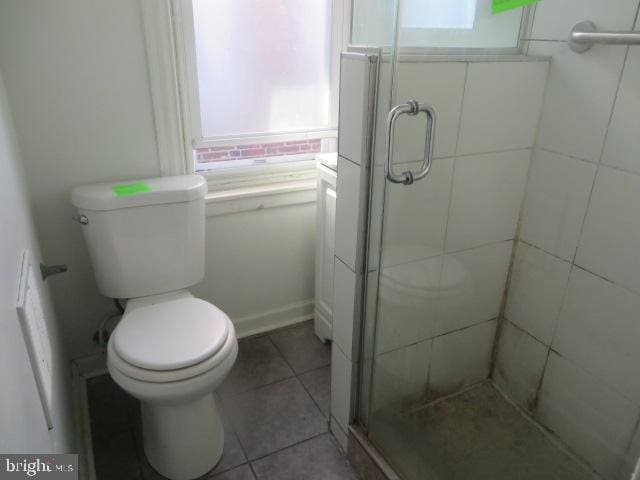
112, 182, 151, 197
492, 0, 540, 14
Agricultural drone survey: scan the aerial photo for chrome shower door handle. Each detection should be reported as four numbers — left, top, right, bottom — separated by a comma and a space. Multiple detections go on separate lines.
385, 99, 436, 185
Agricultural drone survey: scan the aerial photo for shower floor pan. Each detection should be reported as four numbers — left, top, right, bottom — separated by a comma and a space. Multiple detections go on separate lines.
367, 382, 602, 480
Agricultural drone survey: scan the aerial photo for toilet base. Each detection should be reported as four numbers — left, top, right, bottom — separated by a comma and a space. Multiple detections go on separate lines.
141, 393, 224, 480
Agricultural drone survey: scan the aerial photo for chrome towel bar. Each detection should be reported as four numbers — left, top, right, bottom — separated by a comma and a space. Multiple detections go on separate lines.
569, 21, 640, 53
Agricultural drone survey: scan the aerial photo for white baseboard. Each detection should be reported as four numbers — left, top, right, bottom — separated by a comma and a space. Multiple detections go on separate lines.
233, 299, 315, 339
71, 362, 97, 480
73, 352, 107, 378
314, 308, 332, 342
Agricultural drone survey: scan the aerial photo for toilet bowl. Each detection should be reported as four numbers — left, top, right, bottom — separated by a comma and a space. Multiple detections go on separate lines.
71, 175, 237, 480
107, 291, 238, 480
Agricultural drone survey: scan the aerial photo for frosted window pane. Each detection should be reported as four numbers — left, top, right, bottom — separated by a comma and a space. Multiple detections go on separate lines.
192, 0, 332, 138
352, 0, 522, 49
403, 0, 476, 30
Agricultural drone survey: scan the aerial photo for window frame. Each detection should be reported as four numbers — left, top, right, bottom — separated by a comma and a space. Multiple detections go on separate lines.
177, 0, 346, 170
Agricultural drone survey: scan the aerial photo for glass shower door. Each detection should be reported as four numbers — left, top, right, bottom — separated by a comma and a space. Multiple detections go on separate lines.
355, 2, 548, 479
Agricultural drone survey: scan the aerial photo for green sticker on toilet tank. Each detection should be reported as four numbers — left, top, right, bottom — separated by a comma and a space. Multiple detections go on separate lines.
492, 0, 539, 14
112, 182, 151, 197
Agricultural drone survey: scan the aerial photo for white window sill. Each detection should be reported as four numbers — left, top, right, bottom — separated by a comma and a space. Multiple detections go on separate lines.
205, 178, 318, 218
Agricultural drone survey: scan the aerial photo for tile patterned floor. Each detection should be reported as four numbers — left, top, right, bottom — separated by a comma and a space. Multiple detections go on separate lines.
87, 321, 359, 480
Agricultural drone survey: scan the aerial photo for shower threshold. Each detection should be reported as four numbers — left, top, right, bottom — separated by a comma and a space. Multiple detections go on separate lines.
360, 382, 602, 480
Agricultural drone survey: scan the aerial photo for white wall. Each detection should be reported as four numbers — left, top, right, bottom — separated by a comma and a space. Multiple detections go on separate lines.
495, 1, 640, 478
194, 202, 316, 337
0, 0, 161, 359
0, 69, 75, 453
0, 0, 316, 358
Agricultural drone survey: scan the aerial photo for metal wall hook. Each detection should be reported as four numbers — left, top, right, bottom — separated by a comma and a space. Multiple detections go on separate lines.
40, 263, 68, 281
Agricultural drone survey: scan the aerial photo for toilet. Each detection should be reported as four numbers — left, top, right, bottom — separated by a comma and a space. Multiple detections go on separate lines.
71, 175, 237, 480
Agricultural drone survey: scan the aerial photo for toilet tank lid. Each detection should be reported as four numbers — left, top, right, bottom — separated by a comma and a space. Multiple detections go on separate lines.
71, 175, 207, 211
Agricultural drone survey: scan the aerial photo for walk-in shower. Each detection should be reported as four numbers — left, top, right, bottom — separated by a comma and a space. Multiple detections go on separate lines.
351, 1, 640, 479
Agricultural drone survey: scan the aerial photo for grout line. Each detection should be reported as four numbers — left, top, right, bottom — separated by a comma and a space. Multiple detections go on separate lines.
517, 238, 570, 262
246, 461, 259, 479
376, 317, 499, 357
247, 431, 330, 464
266, 333, 329, 420
502, 318, 549, 349
297, 364, 332, 422
437, 59, 465, 274
538, 146, 640, 178
545, 344, 640, 409
490, 380, 606, 480
379, 237, 516, 271
220, 370, 297, 399
517, 238, 640, 298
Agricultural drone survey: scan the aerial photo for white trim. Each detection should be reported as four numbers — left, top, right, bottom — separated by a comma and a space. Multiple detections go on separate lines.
314, 162, 337, 343
314, 309, 333, 343
198, 153, 318, 173
204, 159, 317, 190
233, 299, 315, 339
72, 352, 107, 378
139, 0, 190, 176
194, 129, 337, 149
205, 180, 317, 218
71, 358, 104, 480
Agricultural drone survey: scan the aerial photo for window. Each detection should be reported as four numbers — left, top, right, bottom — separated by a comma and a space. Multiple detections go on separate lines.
182, 0, 343, 172
352, 0, 524, 50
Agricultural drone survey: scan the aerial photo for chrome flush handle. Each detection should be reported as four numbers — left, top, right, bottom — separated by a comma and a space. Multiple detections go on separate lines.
385, 99, 436, 185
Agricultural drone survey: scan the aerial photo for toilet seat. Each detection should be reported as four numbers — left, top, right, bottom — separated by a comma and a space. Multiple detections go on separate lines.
108, 324, 235, 383
113, 297, 230, 371
108, 296, 236, 383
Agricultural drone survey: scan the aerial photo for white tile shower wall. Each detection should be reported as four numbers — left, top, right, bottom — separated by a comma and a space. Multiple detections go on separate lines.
505, 242, 571, 344
331, 345, 358, 432
530, 39, 628, 162
602, 45, 640, 175
497, 2, 640, 477
389, 62, 467, 161
575, 166, 640, 294
335, 156, 364, 273
338, 53, 376, 166
429, 320, 497, 397
553, 267, 640, 404
494, 321, 548, 412
371, 340, 431, 413
332, 50, 378, 436
434, 240, 512, 337
536, 353, 639, 479
445, 150, 530, 252
333, 257, 361, 361
381, 158, 454, 266
457, 61, 547, 155
519, 149, 597, 261
372, 61, 467, 167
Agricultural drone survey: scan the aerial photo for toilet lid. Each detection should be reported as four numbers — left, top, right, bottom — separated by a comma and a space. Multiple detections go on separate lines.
113, 297, 230, 371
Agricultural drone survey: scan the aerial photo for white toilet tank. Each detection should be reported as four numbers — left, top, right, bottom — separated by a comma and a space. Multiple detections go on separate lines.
71, 175, 208, 299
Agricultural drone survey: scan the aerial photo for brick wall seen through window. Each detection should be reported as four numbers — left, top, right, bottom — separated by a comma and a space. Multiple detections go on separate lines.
195, 138, 322, 170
